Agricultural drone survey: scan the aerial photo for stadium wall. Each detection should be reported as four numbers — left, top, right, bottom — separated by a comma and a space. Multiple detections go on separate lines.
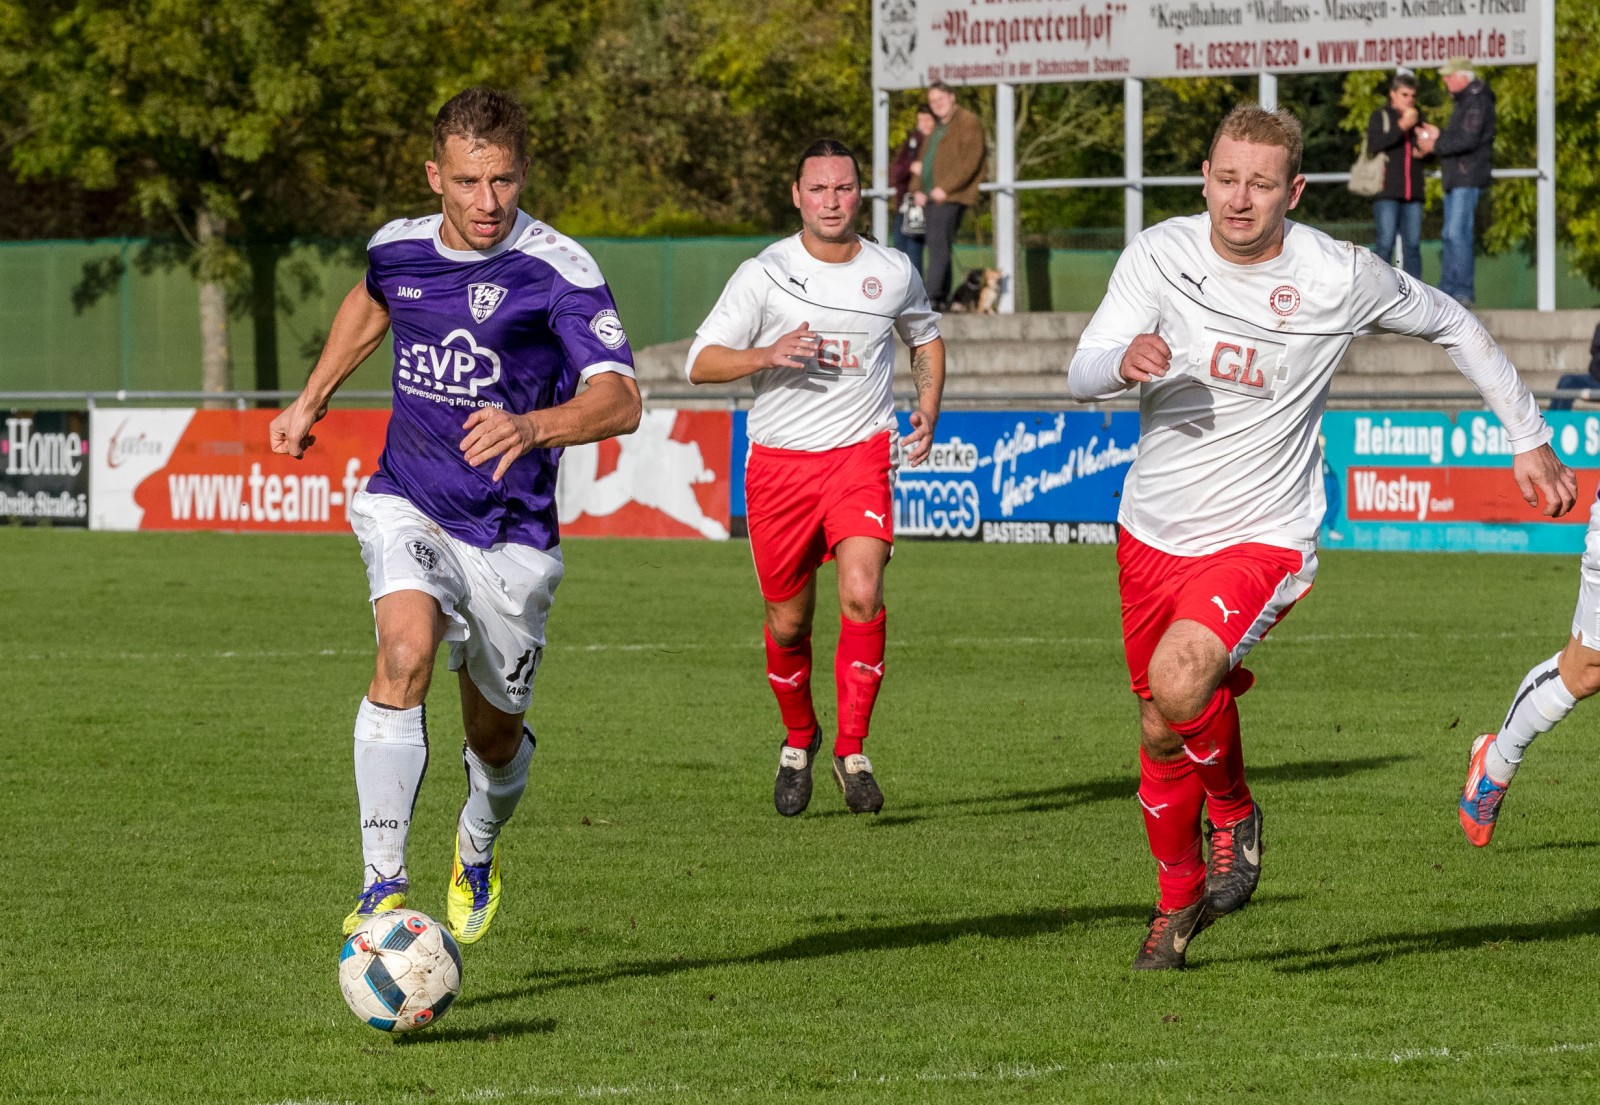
1, 237, 1596, 394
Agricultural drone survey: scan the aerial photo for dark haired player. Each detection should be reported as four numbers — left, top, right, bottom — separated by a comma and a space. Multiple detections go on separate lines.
687, 139, 945, 816
270, 88, 641, 943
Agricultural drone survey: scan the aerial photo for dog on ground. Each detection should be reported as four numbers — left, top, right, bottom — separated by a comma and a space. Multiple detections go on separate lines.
948, 268, 1001, 314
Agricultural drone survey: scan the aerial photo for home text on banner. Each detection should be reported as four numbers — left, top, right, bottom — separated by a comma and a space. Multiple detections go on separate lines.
2, 410, 90, 526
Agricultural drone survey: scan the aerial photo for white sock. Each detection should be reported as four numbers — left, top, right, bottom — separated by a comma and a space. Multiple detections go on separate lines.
457, 728, 535, 865
1489, 653, 1577, 783
353, 697, 428, 888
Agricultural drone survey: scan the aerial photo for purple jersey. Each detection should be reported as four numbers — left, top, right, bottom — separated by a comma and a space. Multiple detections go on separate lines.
363, 210, 635, 549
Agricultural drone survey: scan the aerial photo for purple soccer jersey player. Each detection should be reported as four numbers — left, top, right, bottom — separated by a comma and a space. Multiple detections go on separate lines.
270, 89, 642, 946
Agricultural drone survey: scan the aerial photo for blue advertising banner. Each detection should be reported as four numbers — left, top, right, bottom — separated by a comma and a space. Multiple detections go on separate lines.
1320, 410, 1600, 555
731, 410, 1140, 543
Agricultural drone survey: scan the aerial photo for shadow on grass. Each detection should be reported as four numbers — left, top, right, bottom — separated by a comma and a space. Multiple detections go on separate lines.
1247, 907, 1600, 973
467, 902, 1150, 1008
396, 1016, 558, 1045
884, 755, 1413, 822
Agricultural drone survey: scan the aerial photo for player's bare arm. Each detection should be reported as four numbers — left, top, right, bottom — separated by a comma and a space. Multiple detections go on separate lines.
270, 282, 391, 458
905, 337, 946, 467
460, 371, 643, 482
689, 323, 822, 383
1119, 332, 1172, 384
1512, 444, 1579, 519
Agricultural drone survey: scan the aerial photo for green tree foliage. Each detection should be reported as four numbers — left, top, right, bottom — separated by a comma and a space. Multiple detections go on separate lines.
0, 0, 592, 390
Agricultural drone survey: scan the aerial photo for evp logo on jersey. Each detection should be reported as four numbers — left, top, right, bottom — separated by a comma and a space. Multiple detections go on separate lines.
1202, 327, 1288, 400
803, 331, 870, 378
396, 328, 503, 399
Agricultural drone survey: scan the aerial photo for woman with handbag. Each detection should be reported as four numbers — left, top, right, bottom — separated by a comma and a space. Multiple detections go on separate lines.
889, 104, 935, 274
1365, 72, 1436, 279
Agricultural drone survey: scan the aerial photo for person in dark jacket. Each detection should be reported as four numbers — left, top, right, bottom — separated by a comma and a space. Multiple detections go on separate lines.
1366, 73, 1430, 278
1550, 322, 1600, 411
889, 104, 935, 273
1433, 57, 1496, 306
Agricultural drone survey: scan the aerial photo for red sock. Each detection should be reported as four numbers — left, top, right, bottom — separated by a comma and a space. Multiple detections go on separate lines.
764, 626, 818, 748
1139, 747, 1206, 912
1168, 685, 1253, 829
834, 608, 886, 758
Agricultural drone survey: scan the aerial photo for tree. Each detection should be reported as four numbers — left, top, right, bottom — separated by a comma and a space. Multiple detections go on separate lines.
0, 0, 594, 393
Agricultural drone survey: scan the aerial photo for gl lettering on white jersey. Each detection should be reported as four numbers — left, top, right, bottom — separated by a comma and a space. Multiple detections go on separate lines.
1201, 327, 1288, 401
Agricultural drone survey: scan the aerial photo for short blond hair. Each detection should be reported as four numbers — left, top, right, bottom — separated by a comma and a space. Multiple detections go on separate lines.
1208, 103, 1303, 179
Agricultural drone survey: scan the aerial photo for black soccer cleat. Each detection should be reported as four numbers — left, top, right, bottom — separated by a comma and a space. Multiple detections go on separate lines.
1132, 898, 1213, 971
773, 727, 823, 817
1205, 802, 1263, 916
832, 753, 884, 814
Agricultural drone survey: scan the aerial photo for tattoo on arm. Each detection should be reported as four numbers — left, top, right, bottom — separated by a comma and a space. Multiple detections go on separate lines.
911, 348, 933, 397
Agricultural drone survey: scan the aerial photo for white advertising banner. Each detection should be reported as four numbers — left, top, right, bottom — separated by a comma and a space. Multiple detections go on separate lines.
873, 0, 1539, 89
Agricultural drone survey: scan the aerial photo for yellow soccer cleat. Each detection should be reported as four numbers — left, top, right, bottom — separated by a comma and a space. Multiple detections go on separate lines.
341, 877, 408, 935
447, 840, 501, 945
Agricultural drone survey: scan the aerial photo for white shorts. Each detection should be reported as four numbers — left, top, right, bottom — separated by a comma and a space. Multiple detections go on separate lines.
349, 491, 564, 715
1574, 496, 1600, 649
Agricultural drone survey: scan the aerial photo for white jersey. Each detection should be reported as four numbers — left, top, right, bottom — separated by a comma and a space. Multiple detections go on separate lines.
1068, 214, 1551, 556
688, 234, 941, 452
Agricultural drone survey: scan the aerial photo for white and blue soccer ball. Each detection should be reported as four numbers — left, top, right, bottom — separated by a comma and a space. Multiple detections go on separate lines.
338, 909, 462, 1033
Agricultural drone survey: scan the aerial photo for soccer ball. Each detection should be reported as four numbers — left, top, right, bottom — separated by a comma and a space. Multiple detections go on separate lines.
338, 909, 462, 1033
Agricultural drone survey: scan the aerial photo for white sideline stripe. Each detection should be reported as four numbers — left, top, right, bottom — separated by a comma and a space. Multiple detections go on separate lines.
259, 1040, 1598, 1104
1, 628, 1551, 664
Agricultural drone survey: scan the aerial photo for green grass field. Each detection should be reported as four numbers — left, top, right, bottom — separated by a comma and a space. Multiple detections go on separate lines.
6, 529, 1600, 1103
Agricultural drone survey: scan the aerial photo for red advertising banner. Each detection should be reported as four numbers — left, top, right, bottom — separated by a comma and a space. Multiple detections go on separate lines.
1344, 466, 1600, 526
91, 407, 733, 540
556, 409, 732, 539
91, 409, 386, 533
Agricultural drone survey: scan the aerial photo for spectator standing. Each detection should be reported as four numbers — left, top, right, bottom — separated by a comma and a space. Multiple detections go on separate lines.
914, 82, 986, 311
1366, 73, 1431, 279
889, 105, 935, 274
1433, 57, 1495, 307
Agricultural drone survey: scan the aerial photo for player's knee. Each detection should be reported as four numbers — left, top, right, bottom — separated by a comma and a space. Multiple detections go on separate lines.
372, 637, 436, 702
766, 610, 810, 648
1566, 659, 1600, 701
1147, 662, 1211, 726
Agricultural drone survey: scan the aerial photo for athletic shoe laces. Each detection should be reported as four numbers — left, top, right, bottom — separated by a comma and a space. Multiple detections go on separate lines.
459, 863, 492, 908
357, 877, 406, 911
1209, 828, 1236, 877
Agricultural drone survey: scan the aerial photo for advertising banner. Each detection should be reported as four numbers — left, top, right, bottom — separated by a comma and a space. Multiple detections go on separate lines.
873, 0, 1538, 89
1, 410, 90, 526
731, 409, 1139, 543
90, 408, 385, 533
1321, 410, 1600, 554
557, 409, 732, 539
90, 406, 734, 541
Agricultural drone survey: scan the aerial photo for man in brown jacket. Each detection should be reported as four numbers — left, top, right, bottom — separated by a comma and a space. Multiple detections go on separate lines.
913, 82, 987, 311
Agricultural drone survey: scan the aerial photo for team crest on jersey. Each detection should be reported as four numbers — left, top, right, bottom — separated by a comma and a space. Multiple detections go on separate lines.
589, 309, 627, 350
1269, 284, 1301, 317
468, 283, 508, 323
862, 276, 883, 300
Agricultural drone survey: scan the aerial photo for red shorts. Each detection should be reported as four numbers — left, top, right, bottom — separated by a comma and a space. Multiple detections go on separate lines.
746, 431, 894, 602
1117, 530, 1316, 699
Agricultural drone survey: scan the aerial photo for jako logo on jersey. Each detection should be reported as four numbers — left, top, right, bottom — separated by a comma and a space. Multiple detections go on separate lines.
862, 276, 883, 299
468, 282, 508, 323
505, 648, 539, 694
396, 286, 422, 300
397, 329, 503, 398
1269, 284, 1301, 316
588, 309, 628, 350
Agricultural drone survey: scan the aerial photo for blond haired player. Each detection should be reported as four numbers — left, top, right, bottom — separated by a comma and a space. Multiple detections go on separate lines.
688, 139, 945, 816
1068, 104, 1576, 969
